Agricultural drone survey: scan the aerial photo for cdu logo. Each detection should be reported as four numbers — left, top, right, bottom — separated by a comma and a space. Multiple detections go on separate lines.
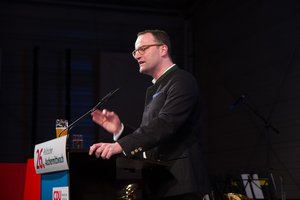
53, 190, 62, 200
53, 187, 68, 200
36, 148, 45, 169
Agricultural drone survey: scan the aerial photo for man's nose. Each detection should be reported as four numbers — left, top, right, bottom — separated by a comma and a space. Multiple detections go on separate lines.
134, 53, 141, 60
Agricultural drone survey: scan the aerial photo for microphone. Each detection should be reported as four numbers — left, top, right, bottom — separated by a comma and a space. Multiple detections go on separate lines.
58, 88, 120, 137
229, 94, 246, 111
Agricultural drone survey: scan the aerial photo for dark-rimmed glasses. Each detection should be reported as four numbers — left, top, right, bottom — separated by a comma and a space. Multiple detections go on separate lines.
132, 44, 164, 57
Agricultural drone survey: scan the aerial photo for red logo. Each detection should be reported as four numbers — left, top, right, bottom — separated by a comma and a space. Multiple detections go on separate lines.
53, 190, 61, 200
36, 148, 45, 169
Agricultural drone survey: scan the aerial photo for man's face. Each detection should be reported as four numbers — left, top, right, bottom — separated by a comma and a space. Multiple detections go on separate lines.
133, 33, 162, 76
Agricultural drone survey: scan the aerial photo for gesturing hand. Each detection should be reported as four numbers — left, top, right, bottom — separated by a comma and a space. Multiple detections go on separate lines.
91, 109, 122, 134
89, 142, 123, 159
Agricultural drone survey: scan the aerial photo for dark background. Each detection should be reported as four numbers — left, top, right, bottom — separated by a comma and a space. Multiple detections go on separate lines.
0, 0, 300, 198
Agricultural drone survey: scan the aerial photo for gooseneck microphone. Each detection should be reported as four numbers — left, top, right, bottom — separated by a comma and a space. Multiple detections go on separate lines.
58, 88, 120, 137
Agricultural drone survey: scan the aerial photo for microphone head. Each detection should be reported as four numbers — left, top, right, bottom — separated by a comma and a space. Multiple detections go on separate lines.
93, 88, 121, 110
110, 88, 120, 95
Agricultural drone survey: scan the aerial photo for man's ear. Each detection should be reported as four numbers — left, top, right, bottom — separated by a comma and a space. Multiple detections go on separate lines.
160, 44, 169, 56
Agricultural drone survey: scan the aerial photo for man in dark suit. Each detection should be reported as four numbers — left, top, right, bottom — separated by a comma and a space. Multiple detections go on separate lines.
89, 29, 209, 200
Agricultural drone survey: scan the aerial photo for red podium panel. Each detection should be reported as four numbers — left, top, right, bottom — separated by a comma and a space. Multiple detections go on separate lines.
24, 158, 41, 200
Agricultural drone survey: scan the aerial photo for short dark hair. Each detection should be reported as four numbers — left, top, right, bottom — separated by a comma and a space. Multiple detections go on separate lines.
137, 29, 172, 56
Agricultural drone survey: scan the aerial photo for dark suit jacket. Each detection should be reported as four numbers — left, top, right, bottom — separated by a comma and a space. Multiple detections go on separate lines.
118, 66, 209, 199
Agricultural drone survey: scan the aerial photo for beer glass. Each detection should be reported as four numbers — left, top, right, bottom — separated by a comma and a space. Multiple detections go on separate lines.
56, 119, 68, 137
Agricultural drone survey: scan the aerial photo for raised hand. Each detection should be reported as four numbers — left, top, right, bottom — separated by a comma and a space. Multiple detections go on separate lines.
91, 109, 122, 134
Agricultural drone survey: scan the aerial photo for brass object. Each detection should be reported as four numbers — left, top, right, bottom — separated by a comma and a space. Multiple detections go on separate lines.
119, 183, 138, 200
225, 193, 253, 200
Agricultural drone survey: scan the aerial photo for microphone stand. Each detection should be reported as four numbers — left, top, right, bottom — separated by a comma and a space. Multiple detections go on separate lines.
58, 88, 120, 138
241, 99, 280, 135
237, 96, 280, 199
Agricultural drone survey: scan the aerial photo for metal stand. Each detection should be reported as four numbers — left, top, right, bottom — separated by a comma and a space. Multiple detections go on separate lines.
234, 95, 281, 199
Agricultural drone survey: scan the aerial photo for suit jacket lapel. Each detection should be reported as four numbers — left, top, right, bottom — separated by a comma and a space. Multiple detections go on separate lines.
145, 84, 159, 106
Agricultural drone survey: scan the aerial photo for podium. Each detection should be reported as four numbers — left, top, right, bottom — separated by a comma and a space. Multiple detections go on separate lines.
34, 136, 168, 200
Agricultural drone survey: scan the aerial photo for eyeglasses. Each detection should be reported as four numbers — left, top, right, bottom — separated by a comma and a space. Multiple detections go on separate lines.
132, 44, 164, 57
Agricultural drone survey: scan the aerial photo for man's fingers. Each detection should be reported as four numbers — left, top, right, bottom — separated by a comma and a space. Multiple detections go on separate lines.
106, 148, 114, 159
90, 142, 122, 159
95, 144, 106, 158
100, 146, 109, 159
89, 143, 102, 155
91, 109, 101, 116
102, 145, 114, 159
102, 109, 115, 118
102, 109, 108, 115
89, 145, 96, 155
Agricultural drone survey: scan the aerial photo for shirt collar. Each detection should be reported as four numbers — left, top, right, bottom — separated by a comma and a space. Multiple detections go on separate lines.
152, 64, 176, 84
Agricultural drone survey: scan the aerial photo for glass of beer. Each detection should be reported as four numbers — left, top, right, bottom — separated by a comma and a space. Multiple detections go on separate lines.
56, 119, 68, 137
